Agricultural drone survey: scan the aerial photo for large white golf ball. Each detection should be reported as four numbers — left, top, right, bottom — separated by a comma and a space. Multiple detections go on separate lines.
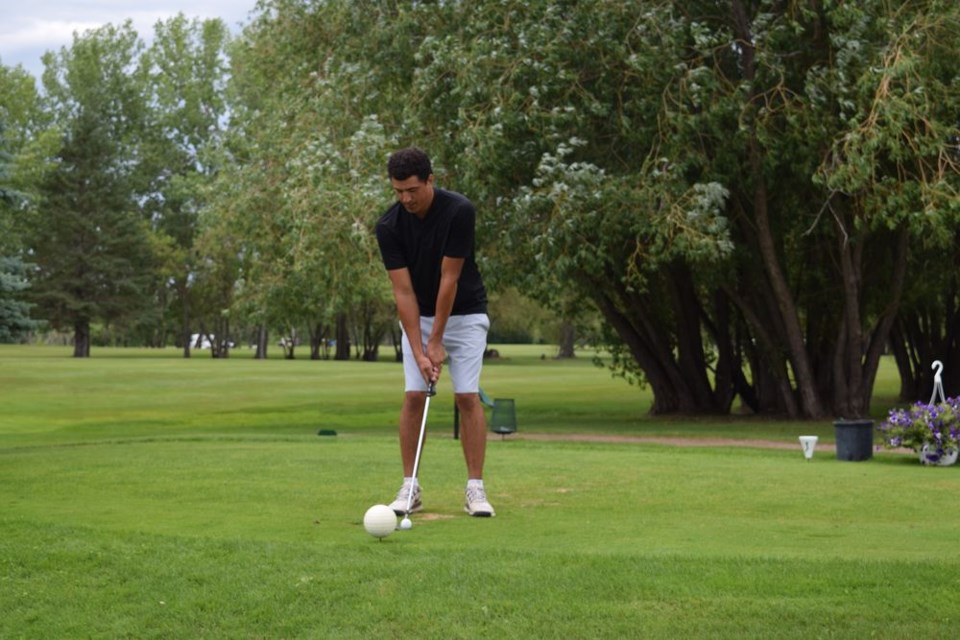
363, 504, 397, 539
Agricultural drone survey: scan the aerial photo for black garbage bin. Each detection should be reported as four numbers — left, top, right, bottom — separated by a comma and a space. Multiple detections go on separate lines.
834, 419, 874, 461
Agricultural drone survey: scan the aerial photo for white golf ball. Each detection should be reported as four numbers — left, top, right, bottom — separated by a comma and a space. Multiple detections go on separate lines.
399, 517, 412, 530
363, 504, 397, 539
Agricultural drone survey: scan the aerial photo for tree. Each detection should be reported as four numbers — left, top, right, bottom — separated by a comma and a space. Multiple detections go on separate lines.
0, 126, 19, 256
1, 61, 46, 257
815, 4, 960, 403
205, 0, 959, 420
403, 0, 737, 413
190, 213, 241, 358
0, 256, 40, 342
2, 60, 49, 343
0, 106, 40, 342
29, 23, 155, 357
399, 0, 960, 418
138, 15, 231, 354
223, 1, 404, 360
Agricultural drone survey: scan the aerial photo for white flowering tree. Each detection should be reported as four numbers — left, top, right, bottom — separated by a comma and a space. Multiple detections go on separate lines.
221, 0, 960, 417
139, 15, 232, 355
220, 0, 403, 359
400, 0, 960, 417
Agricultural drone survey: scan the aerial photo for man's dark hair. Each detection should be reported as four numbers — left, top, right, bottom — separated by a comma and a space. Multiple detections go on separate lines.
387, 147, 432, 181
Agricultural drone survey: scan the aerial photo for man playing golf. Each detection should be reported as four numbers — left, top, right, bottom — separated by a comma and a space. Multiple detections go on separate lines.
375, 147, 495, 518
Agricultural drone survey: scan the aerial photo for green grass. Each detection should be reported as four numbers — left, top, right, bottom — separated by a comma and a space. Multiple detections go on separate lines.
1, 345, 956, 638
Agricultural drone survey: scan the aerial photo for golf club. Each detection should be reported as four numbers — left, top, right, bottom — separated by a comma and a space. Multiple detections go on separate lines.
400, 380, 436, 530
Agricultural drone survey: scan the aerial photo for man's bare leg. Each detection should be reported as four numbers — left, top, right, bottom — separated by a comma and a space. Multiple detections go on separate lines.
399, 391, 428, 476
457, 392, 495, 516
455, 392, 487, 479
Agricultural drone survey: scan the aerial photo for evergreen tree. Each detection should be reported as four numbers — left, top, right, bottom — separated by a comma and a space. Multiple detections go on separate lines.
30, 112, 153, 355
0, 256, 40, 342
29, 23, 154, 356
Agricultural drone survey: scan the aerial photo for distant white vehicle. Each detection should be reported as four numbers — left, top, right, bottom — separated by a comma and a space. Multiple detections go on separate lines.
191, 333, 235, 349
190, 333, 212, 349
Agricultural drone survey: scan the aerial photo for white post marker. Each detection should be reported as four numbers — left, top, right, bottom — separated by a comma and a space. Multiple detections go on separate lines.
799, 435, 818, 460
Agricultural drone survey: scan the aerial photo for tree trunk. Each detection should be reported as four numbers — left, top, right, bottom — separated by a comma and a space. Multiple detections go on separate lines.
750, 153, 824, 417
704, 289, 738, 412
890, 301, 960, 403
721, 282, 800, 416
212, 317, 230, 358
281, 328, 296, 359
390, 323, 402, 362
888, 320, 920, 401
855, 225, 910, 414
73, 319, 90, 357
255, 325, 268, 359
732, 0, 824, 419
593, 289, 701, 414
309, 322, 326, 360
180, 279, 190, 359
351, 302, 383, 362
335, 313, 351, 360
667, 263, 719, 411
832, 221, 866, 417
556, 321, 575, 358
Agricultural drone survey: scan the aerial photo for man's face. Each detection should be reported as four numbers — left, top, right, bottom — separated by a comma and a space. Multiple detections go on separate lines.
391, 175, 434, 217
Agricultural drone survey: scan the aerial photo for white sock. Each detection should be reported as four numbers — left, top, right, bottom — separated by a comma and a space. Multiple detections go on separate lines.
467, 479, 484, 490
404, 476, 419, 488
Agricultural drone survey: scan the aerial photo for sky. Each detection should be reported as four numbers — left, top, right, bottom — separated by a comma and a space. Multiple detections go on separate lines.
0, 0, 256, 80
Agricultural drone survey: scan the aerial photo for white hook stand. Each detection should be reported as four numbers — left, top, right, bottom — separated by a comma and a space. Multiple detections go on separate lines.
930, 360, 945, 404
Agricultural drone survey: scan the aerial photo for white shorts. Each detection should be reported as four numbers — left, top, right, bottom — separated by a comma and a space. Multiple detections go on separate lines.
401, 314, 490, 394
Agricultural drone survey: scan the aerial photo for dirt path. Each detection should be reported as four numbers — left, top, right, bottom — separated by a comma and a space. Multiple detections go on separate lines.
487, 432, 922, 457
490, 432, 822, 450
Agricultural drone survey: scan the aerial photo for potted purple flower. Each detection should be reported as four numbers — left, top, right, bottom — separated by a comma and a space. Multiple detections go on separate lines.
878, 397, 960, 465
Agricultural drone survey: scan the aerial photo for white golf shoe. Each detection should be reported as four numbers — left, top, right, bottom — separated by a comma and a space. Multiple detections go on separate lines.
389, 482, 422, 516
464, 484, 496, 517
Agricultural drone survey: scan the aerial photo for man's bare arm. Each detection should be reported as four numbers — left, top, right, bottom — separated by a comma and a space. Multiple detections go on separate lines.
387, 267, 438, 383
426, 256, 464, 368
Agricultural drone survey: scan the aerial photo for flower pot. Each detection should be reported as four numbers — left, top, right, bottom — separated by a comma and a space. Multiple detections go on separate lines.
918, 444, 959, 466
833, 419, 874, 461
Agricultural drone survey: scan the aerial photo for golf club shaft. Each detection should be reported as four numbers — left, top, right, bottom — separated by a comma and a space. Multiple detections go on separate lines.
405, 381, 435, 515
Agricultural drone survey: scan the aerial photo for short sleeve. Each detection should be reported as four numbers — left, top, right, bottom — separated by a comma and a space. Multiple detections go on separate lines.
376, 222, 407, 270
443, 202, 475, 259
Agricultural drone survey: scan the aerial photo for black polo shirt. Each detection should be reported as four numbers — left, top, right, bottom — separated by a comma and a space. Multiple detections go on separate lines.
375, 188, 487, 317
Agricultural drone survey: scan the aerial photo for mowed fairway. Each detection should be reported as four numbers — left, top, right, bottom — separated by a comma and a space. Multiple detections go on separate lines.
2, 345, 958, 638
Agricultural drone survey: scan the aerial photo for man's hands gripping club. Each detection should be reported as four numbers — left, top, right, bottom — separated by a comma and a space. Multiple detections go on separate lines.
419, 337, 445, 387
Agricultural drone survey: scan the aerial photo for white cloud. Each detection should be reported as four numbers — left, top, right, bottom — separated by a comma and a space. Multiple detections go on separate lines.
3, 19, 106, 50
0, 1, 253, 78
